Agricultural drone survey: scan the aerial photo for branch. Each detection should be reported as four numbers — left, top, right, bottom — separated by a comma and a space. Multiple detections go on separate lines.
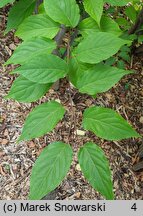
128, 7, 143, 35
52, 25, 67, 56
62, 29, 79, 59
133, 161, 143, 172
52, 25, 67, 90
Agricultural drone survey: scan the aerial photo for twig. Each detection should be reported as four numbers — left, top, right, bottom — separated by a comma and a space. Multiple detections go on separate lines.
113, 141, 132, 158
67, 92, 75, 143
133, 161, 143, 171
122, 107, 129, 121
14, 166, 32, 186
130, 55, 133, 68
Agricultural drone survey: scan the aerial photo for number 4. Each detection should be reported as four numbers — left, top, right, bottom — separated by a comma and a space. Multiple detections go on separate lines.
131, 203, 137, 211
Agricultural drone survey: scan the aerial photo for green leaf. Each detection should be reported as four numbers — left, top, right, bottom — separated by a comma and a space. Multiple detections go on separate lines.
138, 35, 143, 43
119, 51, 130, 62
12, 54, 67, 84
38, 3, 46, 14
116, 17, 130, 30
120, 45, 130, 52
78, 142, 114, 200
117, 60, 125, 69
79, 17, 100, 36
68, 57, 92, 87
29, 141, 73, 200
5, 76, 52, 103
15, 14, 60, 40
79, 16, 121, 37
69, 60, 132, 95
76, 32, 129, 64
44, 0, 80, 28
5, 0, 36, 33
121, 32, 137, 41
105, 57, 116, 66
83, 0, 103, 26
107, 0, 140, 6
6, 38, 56, 65
83, 106, 140, 140
19, 101, 65, 141
104, 0, 130, 6
125, 5, 137, 23
100, 16, 122, 36
0, 0, 15, 8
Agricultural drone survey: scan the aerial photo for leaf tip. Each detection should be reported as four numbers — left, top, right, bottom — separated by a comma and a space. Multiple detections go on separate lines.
4, 27, 9, 35
134, 133, 142, 139
4, 60, 10, 66
4, 95, 9, 100
17, 135, 23, 143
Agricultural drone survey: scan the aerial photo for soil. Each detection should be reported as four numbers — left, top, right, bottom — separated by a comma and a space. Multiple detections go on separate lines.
0, 6, 143, 200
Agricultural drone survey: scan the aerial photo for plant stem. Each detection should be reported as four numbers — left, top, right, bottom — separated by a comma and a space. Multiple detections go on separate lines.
52, 25, 67, 90
52, 25, 67, 56
62, 29, 79, 59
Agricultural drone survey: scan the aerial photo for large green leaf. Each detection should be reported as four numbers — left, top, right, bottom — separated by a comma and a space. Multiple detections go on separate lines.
78, 142, 114, 200
69, 61, 132, 95
5, 76, 52, 103
44, 0, 80, 28
5, 0, 36, 33
29, 142, 73, 200
6, 38, 56, 65
104, 0, 130, 6
15, 14, 60, 40
76, 32, 129, 64
19, 101, 65, 141
0, 0, 15, 8
79, 16, 121, 36
83, 106, 140, 140
83, 0, 103, 26
12, 54, 67, 84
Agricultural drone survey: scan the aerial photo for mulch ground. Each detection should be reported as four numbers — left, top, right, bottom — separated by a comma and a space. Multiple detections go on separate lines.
0, 6, 143, 200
